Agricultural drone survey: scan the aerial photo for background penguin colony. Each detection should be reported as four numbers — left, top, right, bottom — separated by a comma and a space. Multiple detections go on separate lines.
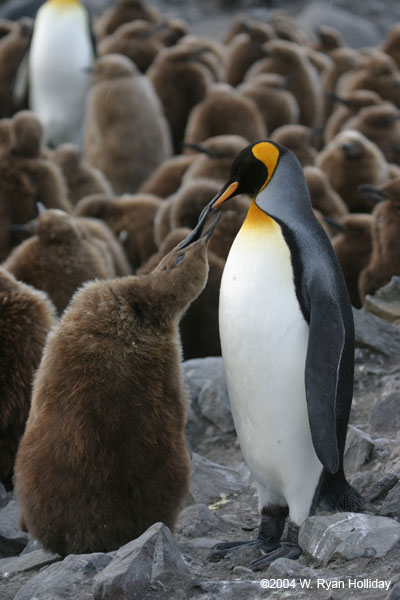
1, 0, 400, 563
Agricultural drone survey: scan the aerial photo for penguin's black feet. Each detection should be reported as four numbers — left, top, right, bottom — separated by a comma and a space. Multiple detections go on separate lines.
249, 522, 301, 571
210, 505, 288, 562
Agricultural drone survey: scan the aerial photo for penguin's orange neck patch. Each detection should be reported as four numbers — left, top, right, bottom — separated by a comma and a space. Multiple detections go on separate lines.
48, 0, 80, 8
252, 142, 280, 193
242, 199, 277, 233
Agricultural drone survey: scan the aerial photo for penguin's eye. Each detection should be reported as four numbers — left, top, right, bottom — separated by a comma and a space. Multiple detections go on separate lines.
175, 254, 184, 265
162, 266, 168, 272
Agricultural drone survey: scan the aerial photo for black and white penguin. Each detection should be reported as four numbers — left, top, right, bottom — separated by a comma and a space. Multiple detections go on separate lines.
23, 0, 95, 147
180, 140, 363, 570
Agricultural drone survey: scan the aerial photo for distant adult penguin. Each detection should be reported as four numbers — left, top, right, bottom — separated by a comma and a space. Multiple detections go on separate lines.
343, 102, 400, 165
3, 208, 118, 314
245, 39, 323, 128
316, 130, 390, 212
331, 214, 373, 308
83, 53, 172, 194
15, 213, 219, 555
53, 142, 113, 206
74, 193, 162, 271
238, 73, 300, 134
23, 0, 95, 147
0, 267, 55, 489
139, 154, 196, 198
184, 82, 267, 145
270, 124, 319, 167
181, 140, 363, 569
358, 179, 400, 301
147, 43, 215, 152
324, 89, 382, 143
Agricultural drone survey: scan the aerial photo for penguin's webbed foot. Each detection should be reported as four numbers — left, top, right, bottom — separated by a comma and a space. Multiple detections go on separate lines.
210, 537, 279, 561
249, 522, 301, 571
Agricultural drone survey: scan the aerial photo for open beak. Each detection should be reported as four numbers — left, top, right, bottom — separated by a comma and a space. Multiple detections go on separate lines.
179, 181, 239, 249
9, 219, 37, 235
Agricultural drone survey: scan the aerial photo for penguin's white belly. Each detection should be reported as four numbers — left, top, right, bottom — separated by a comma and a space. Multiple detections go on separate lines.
29, 6, 94, 146
219, 211, 323, 522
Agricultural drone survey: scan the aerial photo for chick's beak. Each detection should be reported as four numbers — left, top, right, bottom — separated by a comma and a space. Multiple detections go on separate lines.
178, 180, 239, 249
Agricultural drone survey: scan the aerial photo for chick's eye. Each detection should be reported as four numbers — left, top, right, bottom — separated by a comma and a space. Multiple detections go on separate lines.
175, 254, 184, 265
162, 266, 168, 272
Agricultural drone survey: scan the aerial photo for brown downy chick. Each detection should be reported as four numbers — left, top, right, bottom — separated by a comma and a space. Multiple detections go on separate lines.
74, 193, 162, 271
222, 15, 276, 45
246, 39, 323, 128
321, 47, 361, 121
184, 82, 266, 145
94, 0, 160, 40
3, 209, 118, 315
0, 18, 33, 117
238, 73, 299, 134
147, 44, 215, 152
267, 10, 312, 46
304, 165, 348, 221
0, 268, 55, 490
225, 24, 276, 86
324, 89, 382, 143
312, 25, 343, 53
83, 54, 172, 194
316, 130, 390, 212
97, 20, 164, 74
337, 50, 400, 108
15, 217, 218, 555
53, 143, 112, 206
270, 124, 318, 167
182, 134, 249, 185
344, 102, 400, 165
358, 179, 400, 301
154, 18, 188, 47
381, 23, 400, 70
331, 214, 373, 308
138, 226, 224, 359
178, 35, 227, 82
139, 154, 195, 198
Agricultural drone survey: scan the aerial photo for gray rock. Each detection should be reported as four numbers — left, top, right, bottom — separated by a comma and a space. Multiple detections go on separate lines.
365, 472, 399, 503
344, 425, 374, 471
299, 513, 400, 566
370, 387, 400, 435
14, 552, 112, 600
351, 472, 375, 496
0, 549, 60, 578
21, 536, 45, 555
0, 482, 8, 509
183, 358, 234, 444
0, 501, 29, 558
188, 579, 268, 599
365, 277, 400, 326
298, 2, 381, 48
188, 453, 246, 506
353, 308, 400, 357
380, 482, 400, 521
388, 582, 400, 600
267, 557, 322, 580
93, 522, 190, 600
176, 504, 221, 538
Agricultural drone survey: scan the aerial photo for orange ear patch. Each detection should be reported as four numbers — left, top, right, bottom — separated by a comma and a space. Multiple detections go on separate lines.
252, 142, 280, 193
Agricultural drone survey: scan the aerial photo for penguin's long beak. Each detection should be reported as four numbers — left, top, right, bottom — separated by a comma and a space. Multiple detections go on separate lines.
178, 212, 222, 249
358, 184, 388, 202
178, 181, 239, 249
8, 219, 37, 235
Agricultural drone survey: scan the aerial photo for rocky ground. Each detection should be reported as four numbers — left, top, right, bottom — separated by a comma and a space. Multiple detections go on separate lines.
1, 292, 400, 599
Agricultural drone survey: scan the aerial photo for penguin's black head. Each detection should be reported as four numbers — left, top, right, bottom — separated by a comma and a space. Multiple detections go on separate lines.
179, 141, 282, 248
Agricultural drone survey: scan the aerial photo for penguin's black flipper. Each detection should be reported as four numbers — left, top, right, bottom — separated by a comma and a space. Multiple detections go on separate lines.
304, 278, 345, 475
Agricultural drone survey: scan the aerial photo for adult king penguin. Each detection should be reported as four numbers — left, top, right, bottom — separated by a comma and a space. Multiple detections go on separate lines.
180, 140, 363, 570
22, 0, 95, 147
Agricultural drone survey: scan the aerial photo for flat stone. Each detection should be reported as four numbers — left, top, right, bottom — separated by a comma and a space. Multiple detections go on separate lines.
14, 552, 112, 600
344, 425, 374, 471
353, 308, 400, 357
21, 536, 44, 555
188, 579, 268, 599
365, 472, 399, 504
0, 549, 60, 578
299, 512, 400, 566
380, 482, 400, 520
365, 277, 400, 326
0, 501, 29, 558
93, 522, 190, 600
188, 453, 245, 506
387, 582, 400, 600
176, 504, 222, 538
267, 557, 322, 580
